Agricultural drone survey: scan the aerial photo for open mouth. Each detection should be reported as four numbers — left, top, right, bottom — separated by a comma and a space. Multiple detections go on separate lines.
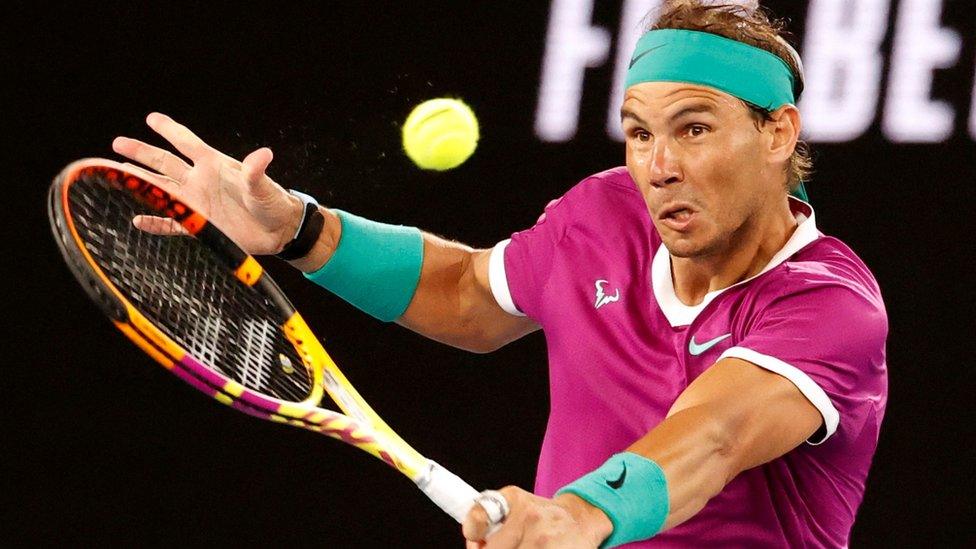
659, 204, 696, 230
663, 208, 692, 221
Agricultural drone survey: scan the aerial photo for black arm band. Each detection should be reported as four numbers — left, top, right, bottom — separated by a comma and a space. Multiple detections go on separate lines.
276, 202, 325, 261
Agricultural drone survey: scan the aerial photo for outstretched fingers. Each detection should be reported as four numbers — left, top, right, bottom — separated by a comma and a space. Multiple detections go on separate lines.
115, 162, 185, 198
145, 112, 213, 163
113, 136, 191, 183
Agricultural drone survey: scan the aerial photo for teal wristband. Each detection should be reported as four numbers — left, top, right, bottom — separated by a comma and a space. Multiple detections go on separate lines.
304, 209, 423, 322
556, 452, 669, 548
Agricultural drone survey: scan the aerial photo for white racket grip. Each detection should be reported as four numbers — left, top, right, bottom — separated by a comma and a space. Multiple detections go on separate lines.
416, 460, 480, 523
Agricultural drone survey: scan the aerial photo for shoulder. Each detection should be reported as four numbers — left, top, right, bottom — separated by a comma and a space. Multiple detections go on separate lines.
580, 166, 640, 190
786, 236, 883, 304
750, 235, 887, 328
546, 167, 641, 209
536, 167, 646, 228
570, 166, 642, 199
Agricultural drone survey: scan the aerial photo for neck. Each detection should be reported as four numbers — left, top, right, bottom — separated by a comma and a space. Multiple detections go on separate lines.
671, 198, 797, 306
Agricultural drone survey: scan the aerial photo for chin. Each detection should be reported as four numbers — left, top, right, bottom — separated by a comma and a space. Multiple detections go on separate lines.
660, 231, 724, 259
660, 237, 701, 258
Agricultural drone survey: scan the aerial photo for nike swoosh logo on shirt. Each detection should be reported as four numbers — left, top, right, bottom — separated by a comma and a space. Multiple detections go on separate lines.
607, 463, 627, 489
688, 333, 732, 356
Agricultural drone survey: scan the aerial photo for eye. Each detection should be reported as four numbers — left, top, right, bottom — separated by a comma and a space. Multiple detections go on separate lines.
686, 124, 709, 138
634, 130, 651, 142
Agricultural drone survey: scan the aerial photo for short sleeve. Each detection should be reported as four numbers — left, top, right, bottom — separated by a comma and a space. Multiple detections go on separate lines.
719, 276, 888, 444
488, 195, 572, 322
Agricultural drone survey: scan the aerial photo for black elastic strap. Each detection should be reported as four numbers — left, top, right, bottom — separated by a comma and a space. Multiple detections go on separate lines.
276, 202, 325, 261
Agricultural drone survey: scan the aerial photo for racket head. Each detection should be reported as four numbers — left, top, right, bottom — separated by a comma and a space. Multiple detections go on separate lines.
49, 158, 325, 403
48, 158, 486, 522
48, 159, 425, 476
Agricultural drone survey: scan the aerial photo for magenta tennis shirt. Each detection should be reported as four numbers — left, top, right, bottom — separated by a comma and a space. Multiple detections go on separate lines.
488, 167, 888, 547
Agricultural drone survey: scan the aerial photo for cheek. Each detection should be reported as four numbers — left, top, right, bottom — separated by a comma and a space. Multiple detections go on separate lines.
701, 133, 762, 198
625, 142, 647, 193
684, 146, 750, 233
726, 127, 766, 171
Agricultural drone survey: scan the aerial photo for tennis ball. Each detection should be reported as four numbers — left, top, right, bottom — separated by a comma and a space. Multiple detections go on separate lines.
402, 98, 479, 171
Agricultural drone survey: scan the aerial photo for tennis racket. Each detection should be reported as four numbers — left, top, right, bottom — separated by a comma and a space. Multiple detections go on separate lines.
48, 157, 488, 527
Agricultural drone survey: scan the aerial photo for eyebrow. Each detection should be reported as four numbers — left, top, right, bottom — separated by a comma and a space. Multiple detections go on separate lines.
620, 102, 717, 125
620, 108, 648, 126
668, 103, 717, 122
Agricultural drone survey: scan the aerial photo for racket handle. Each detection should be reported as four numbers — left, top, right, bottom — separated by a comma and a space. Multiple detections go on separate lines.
416, 460, 480, 524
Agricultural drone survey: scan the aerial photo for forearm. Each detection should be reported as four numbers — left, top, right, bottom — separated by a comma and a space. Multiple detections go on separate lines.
465, 408, 755, 549
293, 208, 534, 352
550, 406, 743, 548
613, 361, 820, 535
396, 235, 494, 351
626, 405, 740, 529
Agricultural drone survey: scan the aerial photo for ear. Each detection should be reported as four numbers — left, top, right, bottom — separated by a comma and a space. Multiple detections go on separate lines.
765, 104, 801, 167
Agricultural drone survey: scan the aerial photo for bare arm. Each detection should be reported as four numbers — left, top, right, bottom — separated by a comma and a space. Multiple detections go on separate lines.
627, 357, 823, 529
397, 239, 539, 352
292, 213, 537, 353
463, 357, 823, 546
114, 113, 537, 354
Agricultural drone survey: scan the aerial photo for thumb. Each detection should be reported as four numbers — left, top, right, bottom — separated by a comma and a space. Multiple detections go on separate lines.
462, 502, 493, 543
241, 147, 275, 199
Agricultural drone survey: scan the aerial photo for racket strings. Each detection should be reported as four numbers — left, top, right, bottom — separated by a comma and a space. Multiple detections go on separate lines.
67, 173, 314, 403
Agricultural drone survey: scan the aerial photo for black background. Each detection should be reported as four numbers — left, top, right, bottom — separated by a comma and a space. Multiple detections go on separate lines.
5, 1, 974, 546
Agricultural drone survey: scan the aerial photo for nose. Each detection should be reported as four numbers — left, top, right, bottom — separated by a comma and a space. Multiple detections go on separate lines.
642, 139, 681, 189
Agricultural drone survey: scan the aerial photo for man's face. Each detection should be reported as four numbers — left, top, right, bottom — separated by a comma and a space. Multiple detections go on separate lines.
622, 82, 781, 259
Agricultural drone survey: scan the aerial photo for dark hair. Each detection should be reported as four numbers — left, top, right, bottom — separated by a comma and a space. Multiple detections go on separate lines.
647, 0, 813, 189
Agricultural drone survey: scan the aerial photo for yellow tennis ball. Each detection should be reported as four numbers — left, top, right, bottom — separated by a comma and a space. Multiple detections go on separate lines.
402, 98, 479, 171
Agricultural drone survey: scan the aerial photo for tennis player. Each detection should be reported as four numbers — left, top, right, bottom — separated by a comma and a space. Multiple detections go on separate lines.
112, 2, 887, 546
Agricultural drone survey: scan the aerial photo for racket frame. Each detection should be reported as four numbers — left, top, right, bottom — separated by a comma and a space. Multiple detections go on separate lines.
48, 159, 482, 523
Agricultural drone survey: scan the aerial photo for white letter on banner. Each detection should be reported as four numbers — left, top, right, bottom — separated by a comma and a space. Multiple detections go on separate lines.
606, 0, 662, 141
971, 63, 976, 139
800, 0, 891, 142
883, 0, 961, 143
535, 0, 612, 142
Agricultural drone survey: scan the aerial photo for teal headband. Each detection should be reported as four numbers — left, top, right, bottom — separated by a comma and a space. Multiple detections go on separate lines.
626, 29, 808, 201
626, 29, 796, 110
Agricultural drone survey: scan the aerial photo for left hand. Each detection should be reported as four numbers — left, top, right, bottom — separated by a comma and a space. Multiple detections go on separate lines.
112, 113, 304, 255
462, 486, 613, 548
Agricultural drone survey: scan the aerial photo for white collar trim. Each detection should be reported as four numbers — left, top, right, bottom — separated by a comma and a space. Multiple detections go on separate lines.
652, 197, 819, 327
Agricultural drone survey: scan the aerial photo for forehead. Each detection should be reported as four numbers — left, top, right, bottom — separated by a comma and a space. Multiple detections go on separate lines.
622, 82, 745, 120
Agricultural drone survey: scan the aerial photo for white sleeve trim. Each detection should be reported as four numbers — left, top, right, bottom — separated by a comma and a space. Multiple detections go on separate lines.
488, 239, 525, 317
719, 346, 840, 445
